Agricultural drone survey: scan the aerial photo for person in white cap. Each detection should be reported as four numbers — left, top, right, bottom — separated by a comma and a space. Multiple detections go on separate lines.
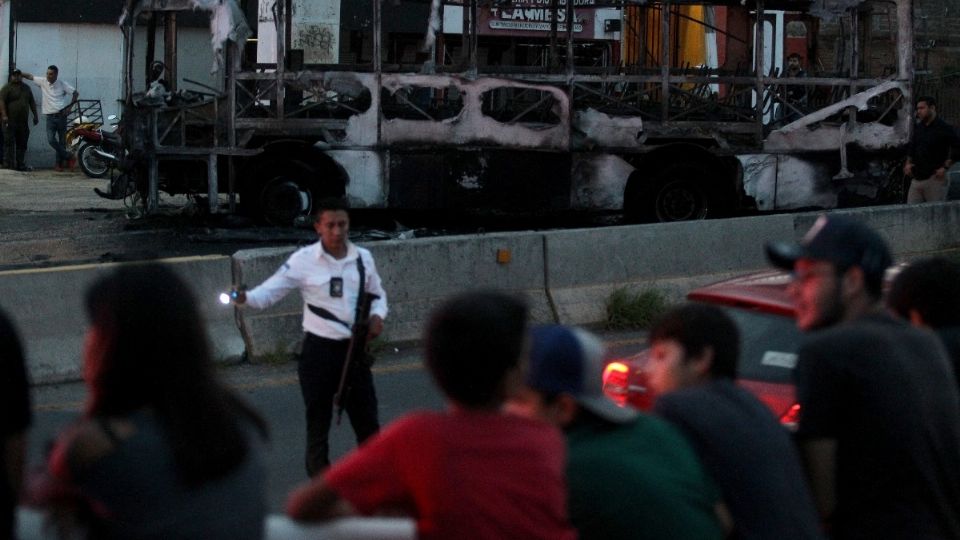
509, 324, 726, 540
0, 69, 38, 171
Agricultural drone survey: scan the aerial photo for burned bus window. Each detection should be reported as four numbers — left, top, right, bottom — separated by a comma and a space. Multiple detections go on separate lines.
284, 79, 372, 119
857, 89, 904, 126
381, 85, 464, 121
481, 88, 561, 126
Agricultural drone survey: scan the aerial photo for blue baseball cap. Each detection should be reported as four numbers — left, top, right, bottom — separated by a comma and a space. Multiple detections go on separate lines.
526, 325, 638, 424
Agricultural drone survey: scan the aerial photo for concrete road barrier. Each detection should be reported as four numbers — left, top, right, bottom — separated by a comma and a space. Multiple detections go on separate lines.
371, 232, 551, 341
544, 214, 797, 325
229, 202, 960, 363
230, 246, 303, 362
234, 232, 550, 361
2, 256, 239, 384
0, 264, 107, 383
793, 203, 960, 257
7, 202, 960, 382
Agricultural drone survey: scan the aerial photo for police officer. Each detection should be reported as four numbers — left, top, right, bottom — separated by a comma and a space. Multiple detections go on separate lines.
234, 198, 387, 476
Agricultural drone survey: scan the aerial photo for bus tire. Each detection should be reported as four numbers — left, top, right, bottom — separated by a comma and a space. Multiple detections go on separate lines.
258, 159, 317, 226
625, 164, 716, 222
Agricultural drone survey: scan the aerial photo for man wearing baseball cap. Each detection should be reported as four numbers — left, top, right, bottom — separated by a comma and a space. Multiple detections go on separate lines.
509, 324, 726, 540
0, 69, 38, 171
767, 213, 960, 539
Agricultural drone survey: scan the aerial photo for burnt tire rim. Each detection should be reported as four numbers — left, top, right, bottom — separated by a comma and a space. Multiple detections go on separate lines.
655, 179, 709, 221
261, 179, 312, 226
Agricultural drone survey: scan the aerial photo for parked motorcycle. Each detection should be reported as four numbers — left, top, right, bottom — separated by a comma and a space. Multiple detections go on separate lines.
65, 116, 101, 154
73, 115, 121, 179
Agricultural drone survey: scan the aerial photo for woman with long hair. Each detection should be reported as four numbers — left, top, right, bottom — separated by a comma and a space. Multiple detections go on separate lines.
42, 263, 268, 539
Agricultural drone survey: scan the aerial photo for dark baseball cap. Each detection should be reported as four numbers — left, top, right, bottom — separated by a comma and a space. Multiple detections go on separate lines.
11, 69, 21, 75
525, 325, 638, 424
766, 214, 892, 276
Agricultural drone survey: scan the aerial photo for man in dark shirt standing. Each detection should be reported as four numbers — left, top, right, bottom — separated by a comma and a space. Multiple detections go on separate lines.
779, 53, 808, 124
766, 214, 960, 540
904, 96, 960, 203
0, 69, 38, 171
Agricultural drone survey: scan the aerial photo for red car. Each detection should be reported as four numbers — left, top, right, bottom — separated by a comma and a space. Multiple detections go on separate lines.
602, 270, 804, 428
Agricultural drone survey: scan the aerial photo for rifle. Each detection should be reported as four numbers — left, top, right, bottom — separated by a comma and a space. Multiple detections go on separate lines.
332, 290, 379, 425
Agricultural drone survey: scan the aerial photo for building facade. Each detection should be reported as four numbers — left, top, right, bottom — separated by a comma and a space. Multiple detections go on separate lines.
2, 0, 220, 165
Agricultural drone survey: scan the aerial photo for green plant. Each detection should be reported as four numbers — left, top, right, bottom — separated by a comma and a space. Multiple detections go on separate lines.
605, 287, 670, 330
367, 336, 389, 355
258, 345, 292, 365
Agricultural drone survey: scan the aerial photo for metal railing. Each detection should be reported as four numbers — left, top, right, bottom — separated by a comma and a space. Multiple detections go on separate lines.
67, 99, 103, 127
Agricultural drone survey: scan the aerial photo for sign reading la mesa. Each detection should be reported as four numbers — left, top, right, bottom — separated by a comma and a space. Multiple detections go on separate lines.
485, 6, 592, 36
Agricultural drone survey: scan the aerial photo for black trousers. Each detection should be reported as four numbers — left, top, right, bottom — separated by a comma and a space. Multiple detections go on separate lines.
3, 122, 27, 168
298, 333, 379, 477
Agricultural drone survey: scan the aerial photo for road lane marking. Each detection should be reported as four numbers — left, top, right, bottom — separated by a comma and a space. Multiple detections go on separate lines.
0, 254, 229, 276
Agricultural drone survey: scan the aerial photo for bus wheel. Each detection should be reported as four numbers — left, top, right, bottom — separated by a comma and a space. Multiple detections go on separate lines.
259, 160, 315, 226
624, 159, 728, 223
652, 176, 710, 222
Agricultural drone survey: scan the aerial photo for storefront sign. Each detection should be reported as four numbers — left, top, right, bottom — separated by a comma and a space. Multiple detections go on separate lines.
483, 5, 591, 36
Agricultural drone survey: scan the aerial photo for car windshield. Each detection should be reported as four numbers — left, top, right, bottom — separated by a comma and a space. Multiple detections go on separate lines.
717, 305, 803, 384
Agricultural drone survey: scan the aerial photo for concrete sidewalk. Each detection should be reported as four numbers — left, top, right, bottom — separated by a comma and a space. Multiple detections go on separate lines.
0, 166, 123, 212
0, 166, 228, 269
0, 165, 197, 213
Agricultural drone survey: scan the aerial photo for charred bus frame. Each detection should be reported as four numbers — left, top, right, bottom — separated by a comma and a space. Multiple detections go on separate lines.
118, 0, 915, 224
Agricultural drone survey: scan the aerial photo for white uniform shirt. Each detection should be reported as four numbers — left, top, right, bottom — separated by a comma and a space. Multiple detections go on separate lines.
244, 241, 388, 340
35, 78, 76, 115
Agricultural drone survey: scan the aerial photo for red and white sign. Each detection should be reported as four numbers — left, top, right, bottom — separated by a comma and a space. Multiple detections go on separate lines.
443, 2, 615, 40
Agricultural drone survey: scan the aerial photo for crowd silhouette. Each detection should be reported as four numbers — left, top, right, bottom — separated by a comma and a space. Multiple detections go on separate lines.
4, 216, 960, 540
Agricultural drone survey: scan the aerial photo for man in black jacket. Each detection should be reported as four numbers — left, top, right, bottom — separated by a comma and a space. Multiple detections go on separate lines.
904, 96, 960, 203
0, 70, 38, 171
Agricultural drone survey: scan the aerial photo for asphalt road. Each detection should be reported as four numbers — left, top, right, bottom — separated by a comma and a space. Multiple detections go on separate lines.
5, 168, 434, 513
27, 345, 442, 515
27, 332, 647, 513
7, 167, 654, 514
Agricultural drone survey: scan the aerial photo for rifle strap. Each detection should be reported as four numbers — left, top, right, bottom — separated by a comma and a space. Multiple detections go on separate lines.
306, 252, 368, 331
354, 253, 367, 329
307, 304, 350, 329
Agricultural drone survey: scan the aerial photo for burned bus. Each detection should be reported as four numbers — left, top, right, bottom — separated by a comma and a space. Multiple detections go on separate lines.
117, 0, 914, 225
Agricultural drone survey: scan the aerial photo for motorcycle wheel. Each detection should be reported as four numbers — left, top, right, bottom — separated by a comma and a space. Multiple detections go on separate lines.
78, 143, 110, 179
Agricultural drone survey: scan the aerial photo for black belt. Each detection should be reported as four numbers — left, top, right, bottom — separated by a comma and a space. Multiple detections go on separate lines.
303, 333, 349, 344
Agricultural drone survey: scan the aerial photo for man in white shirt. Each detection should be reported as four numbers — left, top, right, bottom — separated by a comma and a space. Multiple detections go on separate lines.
233, 198, 388, 476
21, 65, 78, 171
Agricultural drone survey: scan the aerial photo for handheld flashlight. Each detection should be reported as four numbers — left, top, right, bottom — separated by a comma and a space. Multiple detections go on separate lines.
219, 290, 240, 305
